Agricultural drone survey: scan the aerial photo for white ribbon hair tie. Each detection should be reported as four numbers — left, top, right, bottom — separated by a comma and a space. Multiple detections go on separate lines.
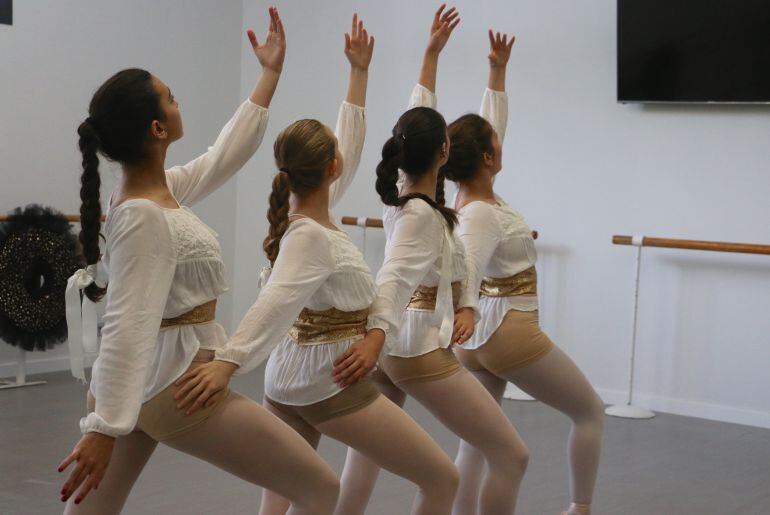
258, 265, 272, 289
65, 264, 100, 383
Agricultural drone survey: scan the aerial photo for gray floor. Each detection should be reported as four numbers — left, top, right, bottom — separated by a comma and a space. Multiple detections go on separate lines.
1, 369, 769, 515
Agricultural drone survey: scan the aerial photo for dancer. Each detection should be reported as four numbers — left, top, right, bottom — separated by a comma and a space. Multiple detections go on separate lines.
442, 29, 605, 515
336, 5, 529, 515
173, 15, 459, 515
59, 9, 340, 515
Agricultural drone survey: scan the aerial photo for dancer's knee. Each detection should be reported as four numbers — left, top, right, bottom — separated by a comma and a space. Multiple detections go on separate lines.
422, 458, 460, 499
487, 439, 529, 479
297, 468, 340, 512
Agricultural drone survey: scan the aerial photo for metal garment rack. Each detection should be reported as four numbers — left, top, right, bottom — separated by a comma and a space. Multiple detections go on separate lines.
606, 235, 770, 419
341, 216, 540, 402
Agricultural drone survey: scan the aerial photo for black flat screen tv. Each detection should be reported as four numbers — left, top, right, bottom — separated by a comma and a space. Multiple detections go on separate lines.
618, 0, 770, 103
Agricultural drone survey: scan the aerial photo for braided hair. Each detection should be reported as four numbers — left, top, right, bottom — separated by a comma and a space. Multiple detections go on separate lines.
76, 68, 165, 301
375, 107, 457, 228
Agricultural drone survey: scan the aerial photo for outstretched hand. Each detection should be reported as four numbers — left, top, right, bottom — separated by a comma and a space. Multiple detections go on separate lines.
345, 13, 375, 71
58, 432, 115, 505
427, 4, 461, 54
488, 29, 515, 68
248, 6, 286, 73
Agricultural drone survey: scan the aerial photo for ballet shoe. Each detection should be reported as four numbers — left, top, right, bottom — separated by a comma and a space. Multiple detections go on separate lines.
561, 502, 591, 515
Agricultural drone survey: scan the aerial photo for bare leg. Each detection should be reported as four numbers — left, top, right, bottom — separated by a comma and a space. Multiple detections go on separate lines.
63, 430, 157, 514
501, 347, 604, 513
404, 368, 528, 515
163, 392, 339, 515
451, 369, 507, 515
259, 398, 323, 515
318, 395, 458, 515
337, 376, 407, 515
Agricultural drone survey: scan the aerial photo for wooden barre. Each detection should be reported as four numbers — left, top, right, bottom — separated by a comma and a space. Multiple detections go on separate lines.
0, 214, 105, 222
341, 216, 538, 240
613, 235, 770, 256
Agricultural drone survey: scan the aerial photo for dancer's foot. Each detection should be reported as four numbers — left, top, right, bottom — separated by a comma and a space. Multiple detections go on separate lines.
562, 502, 591, 515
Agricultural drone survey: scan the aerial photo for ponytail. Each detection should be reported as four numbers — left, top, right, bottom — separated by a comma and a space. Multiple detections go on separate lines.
375, 135, 403, 207
375, 112, 458, 230
264, 118, 334, 264
262, 171, 291, 265
77, 120, 106, 302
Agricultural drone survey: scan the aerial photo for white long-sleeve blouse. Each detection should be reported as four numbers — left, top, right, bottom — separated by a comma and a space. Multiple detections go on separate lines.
454, 87, 540, 349
80, 99, 269, 437
213, 102, 385, 406
366, 85, 476, 359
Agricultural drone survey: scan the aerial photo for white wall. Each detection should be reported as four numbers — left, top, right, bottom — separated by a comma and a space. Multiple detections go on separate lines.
234, 0, 770, 427
0, 0, 244, 376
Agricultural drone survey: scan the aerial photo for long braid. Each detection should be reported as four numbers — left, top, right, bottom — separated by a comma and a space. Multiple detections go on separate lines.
262, 172, 291, 265
77, 120, 106, 302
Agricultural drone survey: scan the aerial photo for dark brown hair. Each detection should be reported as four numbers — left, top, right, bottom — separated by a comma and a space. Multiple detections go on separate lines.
375, 107, 457, 228
77, 68, 165, 301
442, 113, 496, 183
263, 119, 335, 264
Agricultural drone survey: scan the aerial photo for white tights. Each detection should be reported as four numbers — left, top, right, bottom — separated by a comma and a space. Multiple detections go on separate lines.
259, 394, 460, 515
338, 367, 529, 515
454, 347, 604, 515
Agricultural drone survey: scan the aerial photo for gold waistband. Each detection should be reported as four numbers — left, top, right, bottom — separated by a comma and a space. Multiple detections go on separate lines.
289, 307, 369, 346
160, 300, 217, 329
407, 281, 462, 311
479, 267, 537, 298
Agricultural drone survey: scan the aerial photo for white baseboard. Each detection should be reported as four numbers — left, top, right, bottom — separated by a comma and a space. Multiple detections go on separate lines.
0, 353, 96, 379
4, 356, 768, 429
595, 387, 770, 430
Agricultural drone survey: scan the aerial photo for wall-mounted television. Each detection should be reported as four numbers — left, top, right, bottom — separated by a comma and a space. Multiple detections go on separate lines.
618, 0, 770, 104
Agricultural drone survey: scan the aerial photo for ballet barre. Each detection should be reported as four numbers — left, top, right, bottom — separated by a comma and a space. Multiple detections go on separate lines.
0, 214, 105, 222
612, 235, 770, 256
606, 234, 770, 420
340, 216, 539, 240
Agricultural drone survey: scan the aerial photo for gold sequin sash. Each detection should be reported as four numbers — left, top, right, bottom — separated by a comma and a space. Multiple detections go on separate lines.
160, 300, 217, 329
289, 307, 369, 346
407, 281, 462, 311
479, 267, 537, 298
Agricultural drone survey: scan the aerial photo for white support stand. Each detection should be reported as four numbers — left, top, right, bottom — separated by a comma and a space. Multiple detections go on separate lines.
0, 347, 47, 390
605, 237, 654, 419
356, 217, 368, 260
504, 383, 535, 401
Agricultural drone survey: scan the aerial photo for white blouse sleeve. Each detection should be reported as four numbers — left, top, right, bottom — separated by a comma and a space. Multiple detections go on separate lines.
480, 88, 508, 143
80, 203, 176, 437
457, 203, 502, 311
369, 202, 445, 348
329, 102, 366, 208
408, 83, 438, 110
165, 99, 269, 206
215, 221, 335, 373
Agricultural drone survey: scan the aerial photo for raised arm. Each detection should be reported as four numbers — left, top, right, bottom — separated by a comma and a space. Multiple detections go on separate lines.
247, 6, 286, 108
481, 29, 514, 142
418, 4, 460, 93
408, 4, 460, 109
164, 7, 286, 206
344, 13, 374, 107
329, 14, 374, 207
